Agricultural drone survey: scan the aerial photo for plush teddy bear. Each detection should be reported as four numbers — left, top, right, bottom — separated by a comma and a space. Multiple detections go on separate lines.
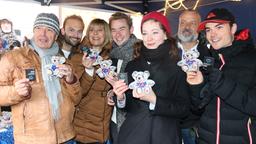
129, 71, 155, 94
45, 56, 66, 78
96, 59, 116, 78
84, 48, 102, 66
177, 49, 203, 72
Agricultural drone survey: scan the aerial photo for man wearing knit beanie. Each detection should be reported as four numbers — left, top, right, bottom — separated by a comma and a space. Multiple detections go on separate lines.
33, 13, 60, 35
0, 12, 80, 144
32, 13, 60, 49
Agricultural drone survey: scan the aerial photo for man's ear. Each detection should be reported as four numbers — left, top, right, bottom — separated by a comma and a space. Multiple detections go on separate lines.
130, 26, 134, 34
55, 34, 58, 40
231, 23, 237, 35
61, 28, 65, 35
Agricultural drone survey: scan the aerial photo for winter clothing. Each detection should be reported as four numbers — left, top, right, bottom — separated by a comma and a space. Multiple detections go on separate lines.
191, 29, 256, 144
56, 34, 85, 79
198, 8, 235, 32
117, 40, 190, 144
109, 34, 139, 144
73, 37, 113, 143
33, 13, 60, 35
0, 46, 81, 144
110, 34, 137, 73
141, 11, 171, 35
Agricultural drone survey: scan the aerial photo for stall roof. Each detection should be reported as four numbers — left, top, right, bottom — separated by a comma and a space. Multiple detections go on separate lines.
32, 0, 232, 14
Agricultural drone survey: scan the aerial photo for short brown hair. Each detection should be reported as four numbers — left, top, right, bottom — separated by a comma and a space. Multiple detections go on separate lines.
109, 12, 133, 29
63, 15, 84, 30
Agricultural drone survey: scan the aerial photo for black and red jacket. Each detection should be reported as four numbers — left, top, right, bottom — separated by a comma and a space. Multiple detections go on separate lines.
191, 29, 256, 144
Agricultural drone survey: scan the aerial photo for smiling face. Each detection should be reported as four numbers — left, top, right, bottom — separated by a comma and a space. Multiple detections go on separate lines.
61, 18, 84, 46
33, 26, 57, 49
88, 24, 105, 49
141, 19, 166, 49
178, 11, 200, 43
0, 22, 12, 33
205, 22, 236, 50
110, 18, 133, 46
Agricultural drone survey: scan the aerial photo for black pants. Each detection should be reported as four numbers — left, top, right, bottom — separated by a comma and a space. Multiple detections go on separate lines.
110, 121, 118, 144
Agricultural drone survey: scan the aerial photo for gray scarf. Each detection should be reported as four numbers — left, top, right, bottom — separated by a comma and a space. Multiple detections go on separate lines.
30, 39, 62, 120
110, 34, 138, 73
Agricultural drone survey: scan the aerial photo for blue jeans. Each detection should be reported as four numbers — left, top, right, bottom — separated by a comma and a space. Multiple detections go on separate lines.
76, 140, 111, 144
64, 139, 77, 144
182, 128, 196, 144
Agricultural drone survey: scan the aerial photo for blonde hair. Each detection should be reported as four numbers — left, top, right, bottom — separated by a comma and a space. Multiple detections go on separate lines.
82, 18, 112, 59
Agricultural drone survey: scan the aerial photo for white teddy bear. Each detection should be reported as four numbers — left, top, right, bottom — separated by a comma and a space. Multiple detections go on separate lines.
96, 59, 116, 78
86, 49, 103, 66
177, 49, 203, 72
45, 56, 66, 78
129, 71, 155, 94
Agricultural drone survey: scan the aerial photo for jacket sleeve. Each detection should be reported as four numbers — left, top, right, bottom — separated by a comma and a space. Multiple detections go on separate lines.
0, 53, 28, 106
61, 74, 82, 106
213, 76, 256, 117
152, 73, 190, 118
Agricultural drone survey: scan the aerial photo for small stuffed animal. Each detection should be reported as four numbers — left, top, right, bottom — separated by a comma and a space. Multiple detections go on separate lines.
86, 48, 102, 66
177, 49, 203, 72
129, 71, 155, 94
96, 59, 116, 78
45, 56, 66, 78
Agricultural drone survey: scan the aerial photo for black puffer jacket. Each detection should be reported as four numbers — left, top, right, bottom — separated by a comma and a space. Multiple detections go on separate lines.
191, 29, 256, 144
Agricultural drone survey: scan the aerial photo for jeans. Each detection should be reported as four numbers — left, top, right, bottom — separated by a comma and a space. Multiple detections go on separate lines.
76, 140, 111, 144
182, 128, 196, 144
64, 139, 77, 144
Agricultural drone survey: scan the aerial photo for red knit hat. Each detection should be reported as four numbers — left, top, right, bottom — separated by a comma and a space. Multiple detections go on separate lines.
141, 11, 171, 35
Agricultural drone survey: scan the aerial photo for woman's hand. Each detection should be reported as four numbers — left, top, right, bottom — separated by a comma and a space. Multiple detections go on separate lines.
82, 52, 95, 69
132, 87, 156, 104
186, 70, 204, 85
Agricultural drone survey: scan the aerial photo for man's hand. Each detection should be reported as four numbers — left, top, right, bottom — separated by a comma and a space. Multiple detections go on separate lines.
208, 68, 223, 90
105, 74, 118, 86
58, 64, 75, 83
113, 80, 129, 100
107, 89, 115, 106
14, 78, 32, 98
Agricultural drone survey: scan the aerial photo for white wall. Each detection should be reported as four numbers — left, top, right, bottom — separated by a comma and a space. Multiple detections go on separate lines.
0, 0, 59, 39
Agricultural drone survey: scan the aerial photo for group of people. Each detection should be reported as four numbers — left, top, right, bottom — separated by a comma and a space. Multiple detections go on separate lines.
0, 6, 255, 144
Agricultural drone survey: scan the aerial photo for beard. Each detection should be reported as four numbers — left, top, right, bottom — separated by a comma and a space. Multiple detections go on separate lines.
63, 34, 81, 47
178, 28, 198, 43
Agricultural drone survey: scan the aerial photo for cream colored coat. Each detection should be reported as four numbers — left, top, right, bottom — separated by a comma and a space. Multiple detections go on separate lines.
0, 47, 81, 144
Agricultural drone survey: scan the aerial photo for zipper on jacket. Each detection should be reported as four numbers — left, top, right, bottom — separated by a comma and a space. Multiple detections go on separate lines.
247, 117, 253, 144
216, 54, 225, 144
